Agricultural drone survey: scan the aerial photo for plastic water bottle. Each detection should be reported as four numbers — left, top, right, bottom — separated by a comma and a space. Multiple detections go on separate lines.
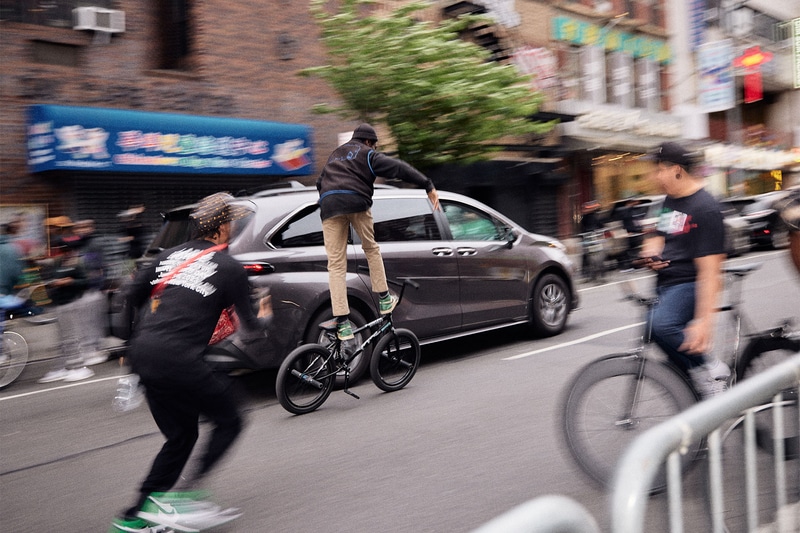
113, 374, 144, 412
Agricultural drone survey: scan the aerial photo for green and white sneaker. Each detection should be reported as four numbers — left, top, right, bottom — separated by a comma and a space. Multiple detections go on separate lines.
108, 516, 173, 532
336, 319, 354, 341
378, 294, 398, 315
136, 491, 240, 532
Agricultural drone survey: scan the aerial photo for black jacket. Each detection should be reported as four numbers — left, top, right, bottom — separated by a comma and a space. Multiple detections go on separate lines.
316, 139, 434, 220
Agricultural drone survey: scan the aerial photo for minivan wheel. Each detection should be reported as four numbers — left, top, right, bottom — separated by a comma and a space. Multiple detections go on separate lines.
304, 306, 370, 387
530, 273, 569, 337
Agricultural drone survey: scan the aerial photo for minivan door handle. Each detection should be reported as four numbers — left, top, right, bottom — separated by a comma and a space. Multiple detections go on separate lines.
431, 247, 454, 257
457, 247, 477, 256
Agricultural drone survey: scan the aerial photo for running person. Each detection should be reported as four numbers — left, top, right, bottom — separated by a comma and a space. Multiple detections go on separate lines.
109, 193, 272, 533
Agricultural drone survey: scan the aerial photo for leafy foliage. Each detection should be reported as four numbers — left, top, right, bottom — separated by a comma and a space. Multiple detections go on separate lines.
304, 0, 554, 168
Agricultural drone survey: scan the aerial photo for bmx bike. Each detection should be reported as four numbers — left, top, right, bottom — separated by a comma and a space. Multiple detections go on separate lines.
275, 278, 421, 415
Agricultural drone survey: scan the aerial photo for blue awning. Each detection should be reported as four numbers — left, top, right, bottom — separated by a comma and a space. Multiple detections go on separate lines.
27, 105, 313, 176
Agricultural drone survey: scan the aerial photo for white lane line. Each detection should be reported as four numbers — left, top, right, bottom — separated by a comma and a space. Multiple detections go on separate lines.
503, 322, 644, 361
0, 374, 127, 402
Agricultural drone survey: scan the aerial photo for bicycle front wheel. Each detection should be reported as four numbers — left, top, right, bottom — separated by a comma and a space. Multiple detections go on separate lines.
0, 331, 29, 389
561, 353, 699, 492
370, 328, 420, 392
275, 344, 336, 415
736, 334, 800, 459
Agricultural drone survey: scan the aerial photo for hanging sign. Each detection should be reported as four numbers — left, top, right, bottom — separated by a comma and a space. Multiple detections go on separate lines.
733, 46, 773, 104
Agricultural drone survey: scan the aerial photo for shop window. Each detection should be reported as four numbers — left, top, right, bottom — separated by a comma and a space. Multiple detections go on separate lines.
0, 0, 112, 27
557, 45, 582, 101
158, 0, 191, 70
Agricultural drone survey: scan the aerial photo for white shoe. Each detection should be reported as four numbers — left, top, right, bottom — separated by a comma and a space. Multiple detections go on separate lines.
689, 366, 728, 400
83, 351, 108, 366
38, 368, 70, 383
63, 367, 95, 382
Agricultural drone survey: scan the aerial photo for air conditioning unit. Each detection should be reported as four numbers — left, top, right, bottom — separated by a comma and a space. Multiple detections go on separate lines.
73, 7, 125, 33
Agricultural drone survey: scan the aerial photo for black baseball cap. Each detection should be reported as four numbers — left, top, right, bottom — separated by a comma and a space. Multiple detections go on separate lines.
643, 141, 699, 169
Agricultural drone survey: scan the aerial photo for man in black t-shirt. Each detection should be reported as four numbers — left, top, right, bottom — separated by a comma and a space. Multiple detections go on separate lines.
638, 142, 729, 399
111, 193, 272, 533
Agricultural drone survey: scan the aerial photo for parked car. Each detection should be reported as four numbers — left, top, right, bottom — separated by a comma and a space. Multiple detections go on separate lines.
720, 191, 793, 249
602, 194, 751, 261
118, 184, 579, 381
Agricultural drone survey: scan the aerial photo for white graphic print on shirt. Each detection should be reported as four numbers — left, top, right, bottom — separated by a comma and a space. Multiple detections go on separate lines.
151, 248, 219, 297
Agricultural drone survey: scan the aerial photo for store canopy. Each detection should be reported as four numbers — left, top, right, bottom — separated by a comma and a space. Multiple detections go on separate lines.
27, 105, 313, 176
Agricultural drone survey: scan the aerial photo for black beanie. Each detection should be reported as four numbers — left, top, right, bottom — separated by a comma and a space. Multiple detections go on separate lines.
352, 123, 378, 142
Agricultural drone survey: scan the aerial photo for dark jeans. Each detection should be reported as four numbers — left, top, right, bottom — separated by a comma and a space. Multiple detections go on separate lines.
650, 282, 705, 372
138, 372, 244, 498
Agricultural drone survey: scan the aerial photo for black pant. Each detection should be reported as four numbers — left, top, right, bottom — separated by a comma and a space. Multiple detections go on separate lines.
138, 372, 244, 498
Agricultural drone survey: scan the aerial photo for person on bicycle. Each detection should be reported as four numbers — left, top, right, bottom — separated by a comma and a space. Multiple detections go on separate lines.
110, 193, 273, 533
638, 141, 730, 399
317, 123, 439, 340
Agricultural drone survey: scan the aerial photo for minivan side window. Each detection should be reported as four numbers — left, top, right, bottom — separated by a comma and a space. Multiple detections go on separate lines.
443, 202, 502, 241
372, 198, 441, 242
270, 205, 325, 248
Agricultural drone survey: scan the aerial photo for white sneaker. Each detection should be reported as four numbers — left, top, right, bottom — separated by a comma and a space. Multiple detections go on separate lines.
63, 367, 95, 382
83, 351, 108, 366
38, 368, 70, 383
689, 366, 728, 400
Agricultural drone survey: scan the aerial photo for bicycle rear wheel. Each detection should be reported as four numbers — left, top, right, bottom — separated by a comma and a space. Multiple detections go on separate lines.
561, 353, 699, 492
0, 331, 29, 389
736, 334, 800, 459
370, 328, 420, 392
275, 344, 336, 415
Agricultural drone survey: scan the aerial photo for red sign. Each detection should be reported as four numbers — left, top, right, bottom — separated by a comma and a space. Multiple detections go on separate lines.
734, 46, 773, 103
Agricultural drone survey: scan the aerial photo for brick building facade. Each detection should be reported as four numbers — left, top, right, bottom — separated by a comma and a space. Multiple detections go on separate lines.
0, 0, 352, 241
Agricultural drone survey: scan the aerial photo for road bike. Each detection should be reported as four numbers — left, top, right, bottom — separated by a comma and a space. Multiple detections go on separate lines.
0, 301, 30, 390
275, 278, 421, 415
560, 263, 767, 492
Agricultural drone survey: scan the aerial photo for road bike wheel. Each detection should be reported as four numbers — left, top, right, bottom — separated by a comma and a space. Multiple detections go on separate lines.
0, 331, 29, 390
561, 353, 700, 492
736, 334, 800, 459
370, 328, 420, 392
275, 344, 336, 415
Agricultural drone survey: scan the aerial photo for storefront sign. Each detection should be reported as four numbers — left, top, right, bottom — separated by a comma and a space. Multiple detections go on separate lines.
734, 46, 773, 104
697, 40, 735, 113
551, 16, 671, 64
793, 18, 800, 89
512, 46, 558, 90
27, 105, 313, 175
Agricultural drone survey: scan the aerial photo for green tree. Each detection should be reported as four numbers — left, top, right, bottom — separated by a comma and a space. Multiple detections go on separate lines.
303, 0, 555, 169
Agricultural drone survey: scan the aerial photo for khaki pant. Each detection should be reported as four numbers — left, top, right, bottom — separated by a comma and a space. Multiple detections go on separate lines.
322, 210, 388, 317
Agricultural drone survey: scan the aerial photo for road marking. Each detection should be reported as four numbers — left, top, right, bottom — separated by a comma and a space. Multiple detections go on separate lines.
503, 322, 643, 361
0, 374, 126, 402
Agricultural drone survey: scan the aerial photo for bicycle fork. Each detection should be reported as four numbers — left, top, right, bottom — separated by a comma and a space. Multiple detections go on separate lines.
615, 354, 649, 430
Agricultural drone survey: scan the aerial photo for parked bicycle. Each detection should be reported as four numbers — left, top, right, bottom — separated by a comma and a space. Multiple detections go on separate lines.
275, 278, 421, 415
560, 263, 776, 492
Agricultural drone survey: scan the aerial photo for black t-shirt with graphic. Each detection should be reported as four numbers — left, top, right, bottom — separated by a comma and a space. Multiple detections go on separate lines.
126, 239, 269, 384
656, 188, 725, 288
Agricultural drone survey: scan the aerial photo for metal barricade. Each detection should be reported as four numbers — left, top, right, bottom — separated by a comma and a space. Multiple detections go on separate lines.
471, 494, 600, 533
612, 351, 800, 533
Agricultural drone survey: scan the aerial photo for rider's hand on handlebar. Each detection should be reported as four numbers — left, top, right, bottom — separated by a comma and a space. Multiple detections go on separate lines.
633, 255, 670, 270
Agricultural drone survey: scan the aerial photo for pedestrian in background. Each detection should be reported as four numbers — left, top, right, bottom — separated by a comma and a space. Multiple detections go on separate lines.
109, 193, 272, 533
73, 219, 109, 366
37, 234, 95, 383
316, 123, 439, 340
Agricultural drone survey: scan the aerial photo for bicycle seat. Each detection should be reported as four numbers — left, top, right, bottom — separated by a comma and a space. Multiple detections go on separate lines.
722, 263, 761, 276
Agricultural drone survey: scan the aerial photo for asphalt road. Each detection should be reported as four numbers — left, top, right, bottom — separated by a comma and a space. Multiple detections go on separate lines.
1, 249, 798, 532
